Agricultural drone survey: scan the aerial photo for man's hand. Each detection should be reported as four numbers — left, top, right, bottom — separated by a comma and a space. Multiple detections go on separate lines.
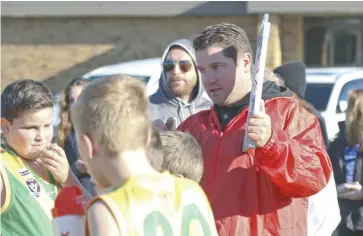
76, 159, 87, 174
337, 182, 363, 200
41, 143, 70, 185
153, 117, 176, 132
153, 119, 168, 132
247, 101, 272, 148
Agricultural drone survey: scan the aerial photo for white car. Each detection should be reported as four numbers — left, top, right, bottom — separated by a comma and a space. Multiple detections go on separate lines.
82, 57, 162, 96
52, 57, 163, 136
305, 67, 363, 141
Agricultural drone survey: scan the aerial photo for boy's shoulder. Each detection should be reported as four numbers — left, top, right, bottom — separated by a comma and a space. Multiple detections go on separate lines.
173, 175, 204, 192
102, 173, 205, 202
0, 145, 14, 164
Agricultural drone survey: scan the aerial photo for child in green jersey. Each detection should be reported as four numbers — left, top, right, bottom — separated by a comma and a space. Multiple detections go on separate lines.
0, 79, 92, 236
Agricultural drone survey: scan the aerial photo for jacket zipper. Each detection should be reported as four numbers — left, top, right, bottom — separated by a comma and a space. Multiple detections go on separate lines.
207, 108, 250, 197
208, 131, 224, 197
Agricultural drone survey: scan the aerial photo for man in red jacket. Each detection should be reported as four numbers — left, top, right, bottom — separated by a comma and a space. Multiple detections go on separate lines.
177, 23, 332, 236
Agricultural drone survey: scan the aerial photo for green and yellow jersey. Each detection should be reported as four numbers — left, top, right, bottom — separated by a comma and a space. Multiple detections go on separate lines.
1, 145, 60, 236
86, 172, 218, 236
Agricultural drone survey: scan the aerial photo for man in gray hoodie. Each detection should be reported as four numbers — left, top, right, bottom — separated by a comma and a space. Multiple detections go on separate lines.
149, 39, 213, 130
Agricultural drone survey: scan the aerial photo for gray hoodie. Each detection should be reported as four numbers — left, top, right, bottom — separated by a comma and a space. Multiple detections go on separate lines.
148, 39, 213, 128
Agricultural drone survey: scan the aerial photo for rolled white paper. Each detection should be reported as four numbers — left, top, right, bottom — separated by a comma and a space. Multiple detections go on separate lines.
243, 14, 271, 152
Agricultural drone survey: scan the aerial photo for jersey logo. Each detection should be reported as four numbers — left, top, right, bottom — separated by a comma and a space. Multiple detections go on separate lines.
18, 168, 30, 176
26, 178, 41, 197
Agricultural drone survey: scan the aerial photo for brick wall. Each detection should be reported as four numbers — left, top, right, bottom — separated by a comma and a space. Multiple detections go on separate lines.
1, 16, 257, 92
1, 15, 302, 92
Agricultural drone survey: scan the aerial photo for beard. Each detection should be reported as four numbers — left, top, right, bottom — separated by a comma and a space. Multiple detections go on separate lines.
167, 75, 197, 98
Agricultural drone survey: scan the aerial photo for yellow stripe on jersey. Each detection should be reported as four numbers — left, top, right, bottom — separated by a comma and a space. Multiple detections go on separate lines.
86, 173, 218, 236
1, 149, 58, 219
0, 162, 12, 214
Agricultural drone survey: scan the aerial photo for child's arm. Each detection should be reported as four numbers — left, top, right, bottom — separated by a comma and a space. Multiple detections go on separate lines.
87, 201, 120, 236
62, 169, 93, 201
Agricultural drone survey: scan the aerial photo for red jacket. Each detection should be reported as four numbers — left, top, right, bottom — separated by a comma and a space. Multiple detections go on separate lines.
178, 95, 332, 236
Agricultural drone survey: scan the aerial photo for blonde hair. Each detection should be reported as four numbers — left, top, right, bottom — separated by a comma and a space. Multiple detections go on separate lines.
160, 131, 203, 183
346, 89, 363, 151
71, 75, 151, 156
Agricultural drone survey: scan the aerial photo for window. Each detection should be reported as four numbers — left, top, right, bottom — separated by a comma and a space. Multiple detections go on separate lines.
304, 17, 363, 67
305, 83, 334, 111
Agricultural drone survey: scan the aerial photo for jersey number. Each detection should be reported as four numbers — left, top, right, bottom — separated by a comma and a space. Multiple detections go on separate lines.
143, 203, 212, 236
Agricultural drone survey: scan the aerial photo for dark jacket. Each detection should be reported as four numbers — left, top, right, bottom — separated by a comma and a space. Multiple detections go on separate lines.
328, 121, 363, 231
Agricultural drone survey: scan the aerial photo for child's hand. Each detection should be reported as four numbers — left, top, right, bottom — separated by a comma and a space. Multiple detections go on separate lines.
41, 143, 70, 185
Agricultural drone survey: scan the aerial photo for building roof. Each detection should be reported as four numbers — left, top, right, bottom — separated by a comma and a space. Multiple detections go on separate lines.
3, 1, 363, 17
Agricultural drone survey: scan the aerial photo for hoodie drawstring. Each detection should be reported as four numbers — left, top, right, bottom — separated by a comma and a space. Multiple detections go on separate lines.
178, 100, 186, 121
191, 103, 196, 115
177, 101, 197, 124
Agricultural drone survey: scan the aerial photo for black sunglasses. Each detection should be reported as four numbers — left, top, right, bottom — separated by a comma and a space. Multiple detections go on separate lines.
162, 60, 193, 73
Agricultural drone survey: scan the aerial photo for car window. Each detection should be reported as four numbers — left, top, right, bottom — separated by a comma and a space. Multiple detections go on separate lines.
87, 74, 151, 84
305, 83, 334, 111
337, 78, 363, 112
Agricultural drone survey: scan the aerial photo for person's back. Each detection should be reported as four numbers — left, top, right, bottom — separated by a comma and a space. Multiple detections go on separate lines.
70, 75, 217, 236
90, 173, 216, 235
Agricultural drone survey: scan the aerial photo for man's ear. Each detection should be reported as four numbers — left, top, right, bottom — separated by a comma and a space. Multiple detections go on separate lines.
1, 118, 11, 137
240, 53, 252, 73
80, 134, 97, 159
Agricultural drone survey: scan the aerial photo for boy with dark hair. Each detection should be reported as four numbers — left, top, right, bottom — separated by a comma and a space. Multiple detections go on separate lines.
1, 79, 91, 236
160, 131, 203, 183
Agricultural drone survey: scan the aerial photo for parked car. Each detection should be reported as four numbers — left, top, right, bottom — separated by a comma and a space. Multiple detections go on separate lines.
82, 57, 162, 95
305, 67, 363, 141
52, 57, 162, 137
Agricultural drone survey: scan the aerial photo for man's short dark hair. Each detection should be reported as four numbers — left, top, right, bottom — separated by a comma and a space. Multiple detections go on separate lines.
1, 79, 54, 122
160, 131, 203, 183
193, 23, 253, 64
146, 126, 164, 171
